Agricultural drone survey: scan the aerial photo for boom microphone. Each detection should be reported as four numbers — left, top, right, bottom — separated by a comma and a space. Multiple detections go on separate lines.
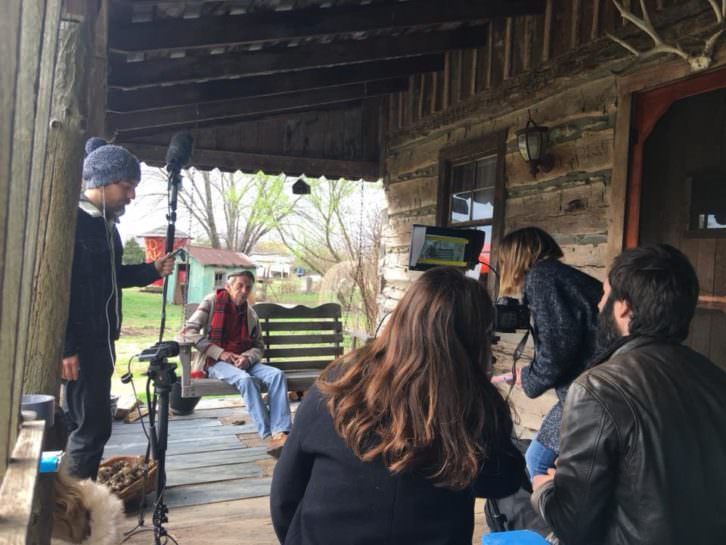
165, 131, 194, 173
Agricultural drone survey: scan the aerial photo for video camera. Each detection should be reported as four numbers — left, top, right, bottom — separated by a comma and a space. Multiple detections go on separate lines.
494, 297, 530, 333
138, 340, 180, 362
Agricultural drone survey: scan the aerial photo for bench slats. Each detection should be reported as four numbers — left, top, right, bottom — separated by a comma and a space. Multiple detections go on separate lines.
255, 303, 341, 319
264, 346, 342, 359
180, 302, 343, 398
186, 378, 239, 397
260, 321, 342, 332
261, 360, 333, 371
263, 333, 343, 345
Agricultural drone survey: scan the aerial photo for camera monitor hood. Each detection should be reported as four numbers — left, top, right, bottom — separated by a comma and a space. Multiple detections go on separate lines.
408, 225, 485, 272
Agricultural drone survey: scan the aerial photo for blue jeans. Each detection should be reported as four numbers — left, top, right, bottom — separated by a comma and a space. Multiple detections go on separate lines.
208, 361, 291, 439
525, 438, 557, 479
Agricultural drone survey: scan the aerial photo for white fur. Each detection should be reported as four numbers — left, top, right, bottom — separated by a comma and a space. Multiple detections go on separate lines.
52, 480, 124, 545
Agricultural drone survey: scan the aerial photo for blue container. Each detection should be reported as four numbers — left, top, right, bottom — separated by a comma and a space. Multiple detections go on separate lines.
39, 451, 63, 473
483, 530, 549, 545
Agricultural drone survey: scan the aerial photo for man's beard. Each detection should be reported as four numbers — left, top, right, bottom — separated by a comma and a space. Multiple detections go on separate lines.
596, 295, 623, 352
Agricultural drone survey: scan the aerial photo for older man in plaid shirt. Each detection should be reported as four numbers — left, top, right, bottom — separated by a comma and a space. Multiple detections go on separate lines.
181, 270, 291, 458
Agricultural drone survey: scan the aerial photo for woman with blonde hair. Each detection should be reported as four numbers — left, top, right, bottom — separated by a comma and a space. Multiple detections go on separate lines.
270, 267, 524, 545
498, 227, 601, 479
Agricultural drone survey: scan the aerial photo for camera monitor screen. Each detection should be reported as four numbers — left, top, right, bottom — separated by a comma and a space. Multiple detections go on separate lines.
408, 225, 486, 271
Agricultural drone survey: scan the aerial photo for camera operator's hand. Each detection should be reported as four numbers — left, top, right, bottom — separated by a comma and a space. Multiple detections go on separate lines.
234, 356, 251, 370
219, 351, 237, 364
515, 366, 523, 386
61, 354, 80, 381
154, 253, 175, 277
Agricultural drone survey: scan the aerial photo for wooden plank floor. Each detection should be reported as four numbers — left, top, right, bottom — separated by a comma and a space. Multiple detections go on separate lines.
108, 398, 489, 545
103, 398, 281, 544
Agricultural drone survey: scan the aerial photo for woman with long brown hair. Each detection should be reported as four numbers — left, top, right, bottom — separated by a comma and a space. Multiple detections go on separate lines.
270, 267, 524, 545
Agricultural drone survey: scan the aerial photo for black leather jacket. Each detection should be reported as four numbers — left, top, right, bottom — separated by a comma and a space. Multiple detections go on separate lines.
532, 337, 726, 545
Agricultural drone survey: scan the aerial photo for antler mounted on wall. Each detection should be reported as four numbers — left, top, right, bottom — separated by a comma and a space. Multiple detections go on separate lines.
608, 0, 726, 72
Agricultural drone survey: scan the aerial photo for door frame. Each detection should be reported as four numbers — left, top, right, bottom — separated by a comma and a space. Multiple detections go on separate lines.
608, 60, 726, 263
609, 61, 726, 314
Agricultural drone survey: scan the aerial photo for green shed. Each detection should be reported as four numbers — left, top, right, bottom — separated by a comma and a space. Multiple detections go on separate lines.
166, 245, 257, 305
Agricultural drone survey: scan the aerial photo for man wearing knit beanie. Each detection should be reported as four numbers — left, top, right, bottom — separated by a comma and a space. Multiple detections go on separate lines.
62, 138, 175, 479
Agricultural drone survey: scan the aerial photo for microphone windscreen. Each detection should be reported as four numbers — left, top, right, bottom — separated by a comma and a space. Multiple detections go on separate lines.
165, 132, 194, 170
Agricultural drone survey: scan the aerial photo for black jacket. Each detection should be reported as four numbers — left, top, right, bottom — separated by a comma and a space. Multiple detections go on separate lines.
63, 204, 159, 357
520, 258, 602, 450
270, 385, 525, 545
533, 337, 726, 545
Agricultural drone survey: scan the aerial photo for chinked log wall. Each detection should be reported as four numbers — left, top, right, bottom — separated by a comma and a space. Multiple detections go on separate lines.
379, 0, 713, 435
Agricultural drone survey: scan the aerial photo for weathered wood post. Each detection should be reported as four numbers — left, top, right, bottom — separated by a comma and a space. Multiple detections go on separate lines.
23, 18, 87, 398
0, 0, 63, 480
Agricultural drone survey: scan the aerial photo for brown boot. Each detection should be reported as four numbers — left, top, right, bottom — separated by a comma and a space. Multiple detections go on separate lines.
266, 433, 287, 459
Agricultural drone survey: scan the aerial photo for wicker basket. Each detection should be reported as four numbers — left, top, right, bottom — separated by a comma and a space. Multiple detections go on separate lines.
98, 455, 158, 505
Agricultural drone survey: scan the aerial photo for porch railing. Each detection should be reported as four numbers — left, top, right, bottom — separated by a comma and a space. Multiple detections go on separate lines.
0, 420, 48, 545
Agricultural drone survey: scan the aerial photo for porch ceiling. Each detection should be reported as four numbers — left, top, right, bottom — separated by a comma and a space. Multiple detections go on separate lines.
108, 0, 545, 177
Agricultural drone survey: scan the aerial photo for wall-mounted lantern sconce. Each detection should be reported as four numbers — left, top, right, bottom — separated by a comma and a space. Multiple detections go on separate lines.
517, 111, 554, 178
292, 177, 311, 195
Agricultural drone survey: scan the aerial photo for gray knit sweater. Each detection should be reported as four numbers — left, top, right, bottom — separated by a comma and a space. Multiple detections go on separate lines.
520, 259, 602, 451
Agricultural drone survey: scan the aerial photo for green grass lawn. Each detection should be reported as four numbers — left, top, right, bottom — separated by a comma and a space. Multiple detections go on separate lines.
113, 289, 185, 403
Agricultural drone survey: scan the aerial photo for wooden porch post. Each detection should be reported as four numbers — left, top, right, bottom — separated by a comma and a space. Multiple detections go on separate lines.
0, 0, 63, 478
23, 17, 89, 397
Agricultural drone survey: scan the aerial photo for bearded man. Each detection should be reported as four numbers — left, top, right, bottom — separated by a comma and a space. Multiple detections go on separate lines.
531, 244, 726, 545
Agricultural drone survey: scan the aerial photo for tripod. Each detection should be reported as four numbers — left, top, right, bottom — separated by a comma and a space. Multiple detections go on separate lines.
145, 353, 177, 544
141, 145, 187, 544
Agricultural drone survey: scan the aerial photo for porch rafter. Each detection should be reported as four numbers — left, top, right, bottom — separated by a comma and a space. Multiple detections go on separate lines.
108, 27, 487, 90
108, 55, 443, 111
108, 0, 545, 53
107, 79, 406, 133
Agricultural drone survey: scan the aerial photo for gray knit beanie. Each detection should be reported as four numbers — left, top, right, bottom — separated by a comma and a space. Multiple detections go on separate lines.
82, 138, 141, 188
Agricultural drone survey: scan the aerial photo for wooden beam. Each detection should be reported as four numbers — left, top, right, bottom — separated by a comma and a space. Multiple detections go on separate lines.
443, 52, 451, 107
119, 143, 380, 180
523, 16, 533, 71
430, 71, 438, 113
503, 18, 514, 80
591, 0, 602, 40
108, 0, 546, 52
542, 0, 554, 62
109, 27, 488, 89
108, 55, 443, 112
469, 49, 478, 97
571, 0, 582, 49
108, 79, 407, 133
115, 102, 360, 139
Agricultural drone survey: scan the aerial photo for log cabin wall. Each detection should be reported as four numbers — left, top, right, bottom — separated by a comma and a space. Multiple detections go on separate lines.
378, 0, 721, 434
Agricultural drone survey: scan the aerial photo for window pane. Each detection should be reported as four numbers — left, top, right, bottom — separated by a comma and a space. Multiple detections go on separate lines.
475, 156, 497, 190
472, 189, 495, 221
689, 171, 726, 231
450, 192, 471, 223
698, 214, 726, 229
452, 162, 476, 193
